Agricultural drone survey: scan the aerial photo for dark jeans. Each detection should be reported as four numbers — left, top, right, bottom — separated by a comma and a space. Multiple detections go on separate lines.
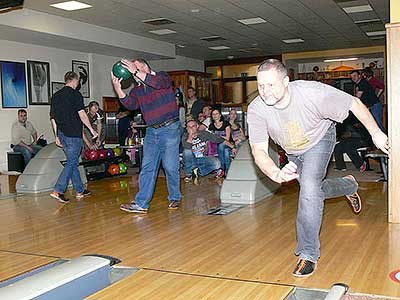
217, 143, 232, 173
54, 131, 84, 194
334, 138, 366, 169
13, 144, 42, 165
369, 102, 384, 132
288, 124, 358, 263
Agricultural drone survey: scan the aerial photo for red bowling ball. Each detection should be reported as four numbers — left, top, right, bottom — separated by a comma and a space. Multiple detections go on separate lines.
98, 149, 107, 159
85, 149, 98, 161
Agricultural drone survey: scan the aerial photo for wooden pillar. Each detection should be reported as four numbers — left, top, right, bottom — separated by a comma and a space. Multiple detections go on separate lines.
387, 1, 400, 223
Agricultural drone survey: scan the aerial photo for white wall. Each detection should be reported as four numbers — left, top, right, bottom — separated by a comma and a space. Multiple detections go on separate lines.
0, 40, 203, 171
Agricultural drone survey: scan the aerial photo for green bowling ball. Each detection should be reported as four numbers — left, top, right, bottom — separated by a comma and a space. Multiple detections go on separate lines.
112, 61, 132, 81
119, 163, 128, 174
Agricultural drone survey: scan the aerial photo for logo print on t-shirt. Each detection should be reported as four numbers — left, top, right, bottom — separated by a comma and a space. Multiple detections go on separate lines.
283, 121, 310, 151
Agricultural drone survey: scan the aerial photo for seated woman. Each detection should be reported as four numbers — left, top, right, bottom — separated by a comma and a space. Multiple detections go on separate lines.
83, 101, 105, 150
228, 109, 246, 148
209, 109, 237, 177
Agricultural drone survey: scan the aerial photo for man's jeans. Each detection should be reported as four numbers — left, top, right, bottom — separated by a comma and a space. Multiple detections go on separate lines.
13, 144, 42, 165
135, 121, 181, 209
54, 131, 84, 194
288, 124, 358, 263
183, 149, 221, 176
217, 143, 232, 172
370, 101, 384, 132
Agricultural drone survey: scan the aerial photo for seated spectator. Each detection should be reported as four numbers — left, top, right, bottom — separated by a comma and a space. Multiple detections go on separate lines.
229, 109, 246, 148
199, 105, 212, 131
209, 109, 237, 177
183, 120, 234, 184
83, 101, 105, 150
11, 109, 42, 165
334, 115, 372, 172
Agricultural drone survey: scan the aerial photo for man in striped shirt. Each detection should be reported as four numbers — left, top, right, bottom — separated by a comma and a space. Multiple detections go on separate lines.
111, 59, 181, 213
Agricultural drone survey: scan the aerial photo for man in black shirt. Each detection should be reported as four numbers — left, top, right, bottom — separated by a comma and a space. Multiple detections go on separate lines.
49, 71, 97, 203
351, 70, 384, 131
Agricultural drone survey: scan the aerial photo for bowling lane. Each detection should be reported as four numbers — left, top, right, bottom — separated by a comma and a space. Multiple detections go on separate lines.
0, 251, 58, 282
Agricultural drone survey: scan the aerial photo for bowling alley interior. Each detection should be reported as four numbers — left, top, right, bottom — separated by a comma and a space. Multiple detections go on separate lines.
0, 0, 399, 299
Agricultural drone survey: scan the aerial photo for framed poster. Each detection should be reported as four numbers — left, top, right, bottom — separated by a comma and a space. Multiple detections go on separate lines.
27, 60, 51, 105
72, 60, 90, 97
51, 81, 64, 96
0, 61, 27, 108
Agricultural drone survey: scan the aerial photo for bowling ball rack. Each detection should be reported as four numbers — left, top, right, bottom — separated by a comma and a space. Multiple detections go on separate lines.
78, 155, 129, 181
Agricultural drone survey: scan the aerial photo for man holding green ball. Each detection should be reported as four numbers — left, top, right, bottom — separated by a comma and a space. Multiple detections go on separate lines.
111, 59, 181, 213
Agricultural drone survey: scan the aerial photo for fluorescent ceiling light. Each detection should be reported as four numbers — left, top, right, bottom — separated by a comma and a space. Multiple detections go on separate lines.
191, 9, 200, 13
238, 17, 266, 25
366, 30, 386, 36
354, 18, 381, 24
149, 29, 176, 35
342, 5, 372, 14
50, 1, 92, 11
176, 44, 186, 48
323, 57, 358, 62
209, 46, 231, 50
282, 38, 304, 44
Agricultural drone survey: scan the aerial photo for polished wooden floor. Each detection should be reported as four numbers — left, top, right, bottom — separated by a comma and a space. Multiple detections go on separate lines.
0, 173, 399, 299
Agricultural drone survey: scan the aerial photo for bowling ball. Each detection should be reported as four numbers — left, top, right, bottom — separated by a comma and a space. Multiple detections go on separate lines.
106, 148, 114, 158
112, 61, 131, 81
119, 163, 127, 174
107, 164, 120, 176
85, 149, 98, 161
113, 147, 122, 157
98, 149, 107, 159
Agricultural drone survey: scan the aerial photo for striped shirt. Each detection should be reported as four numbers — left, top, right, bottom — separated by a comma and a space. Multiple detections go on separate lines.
120, 71, 179, 126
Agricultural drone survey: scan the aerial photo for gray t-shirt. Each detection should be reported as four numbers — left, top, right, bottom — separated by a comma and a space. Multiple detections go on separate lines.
247, 80, 353, 155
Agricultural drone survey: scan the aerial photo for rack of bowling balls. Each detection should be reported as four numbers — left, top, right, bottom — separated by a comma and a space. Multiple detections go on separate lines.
82, 147, 129, 180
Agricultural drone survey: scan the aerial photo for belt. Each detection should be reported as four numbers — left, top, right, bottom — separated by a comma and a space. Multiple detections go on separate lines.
151, 118, 178, 129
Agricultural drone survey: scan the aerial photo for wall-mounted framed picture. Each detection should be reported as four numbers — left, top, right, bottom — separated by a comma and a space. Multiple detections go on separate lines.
51, 81, 64, 96
72, 60, 90, 98
27, 60, 51, 105
0, 61, 27, 108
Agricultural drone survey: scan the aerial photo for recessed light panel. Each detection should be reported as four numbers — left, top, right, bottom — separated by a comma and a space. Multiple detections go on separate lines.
149, 29, 177, 35
238, 17, 267, 25
50, 1, 92, 11
282, 38, 304, 44
342, 5, 373, 14
209, 46, 231, 50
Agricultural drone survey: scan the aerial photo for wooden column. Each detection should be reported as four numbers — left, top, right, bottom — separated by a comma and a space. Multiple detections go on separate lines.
386, 18, 400, 222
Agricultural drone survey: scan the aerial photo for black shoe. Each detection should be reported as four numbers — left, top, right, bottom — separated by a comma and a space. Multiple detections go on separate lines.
292, 259, 316, 277
192, 168, 199, 185
76, 189, 92, 199
50, 191, 70, 203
